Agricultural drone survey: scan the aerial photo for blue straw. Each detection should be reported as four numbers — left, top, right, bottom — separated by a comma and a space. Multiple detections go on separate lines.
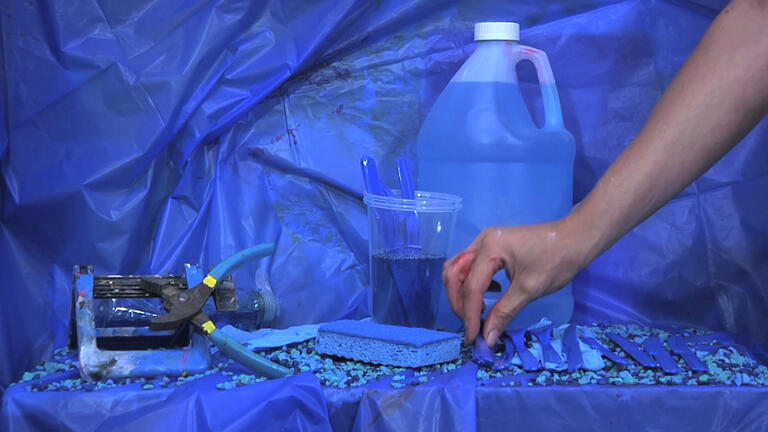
396, 157, 420, 250
361, 156, 397, 250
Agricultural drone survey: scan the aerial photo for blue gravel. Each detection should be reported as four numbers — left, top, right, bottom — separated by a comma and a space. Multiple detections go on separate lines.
9, 324, 768, 392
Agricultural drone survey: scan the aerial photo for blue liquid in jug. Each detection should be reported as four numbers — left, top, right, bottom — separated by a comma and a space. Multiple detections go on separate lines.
370, 254, 446, 329
418, 81, 575, 328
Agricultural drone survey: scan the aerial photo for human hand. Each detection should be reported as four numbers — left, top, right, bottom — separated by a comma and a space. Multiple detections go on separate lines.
442, 220, 592, 347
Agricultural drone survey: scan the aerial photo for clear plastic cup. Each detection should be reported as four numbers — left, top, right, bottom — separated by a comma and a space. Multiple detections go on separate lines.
364, 190, 462, 329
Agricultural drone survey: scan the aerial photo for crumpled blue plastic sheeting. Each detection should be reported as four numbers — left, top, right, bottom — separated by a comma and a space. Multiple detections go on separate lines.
324, 363, 479, 432
1, 373, 333, 432
476, 386, 768, 431
3, 0, 768, 403
5, 362, 768, 431
0, 0, 457, 392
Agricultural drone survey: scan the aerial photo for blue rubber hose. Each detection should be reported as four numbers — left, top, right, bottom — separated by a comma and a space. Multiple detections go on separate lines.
209, 329, 292, 379
208, 244, 276, 281
202, 243, 292, 379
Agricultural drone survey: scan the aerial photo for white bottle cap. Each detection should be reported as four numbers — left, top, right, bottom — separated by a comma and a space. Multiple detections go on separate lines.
474, 22, 520, 41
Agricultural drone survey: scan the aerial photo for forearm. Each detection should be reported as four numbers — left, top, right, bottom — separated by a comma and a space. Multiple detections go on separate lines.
568, 0, 768, 264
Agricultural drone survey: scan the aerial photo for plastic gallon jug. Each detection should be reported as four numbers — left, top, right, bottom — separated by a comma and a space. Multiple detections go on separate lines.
417, 22, 575, 331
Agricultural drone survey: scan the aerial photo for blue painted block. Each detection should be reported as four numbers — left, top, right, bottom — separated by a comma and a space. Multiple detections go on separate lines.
73, 265, 211, 382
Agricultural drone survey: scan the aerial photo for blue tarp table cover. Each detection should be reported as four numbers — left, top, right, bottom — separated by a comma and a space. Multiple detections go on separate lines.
3, 323, 768, 431
2, 0, 768, 430
2, 372, 334, 431
4, 359, 768, 431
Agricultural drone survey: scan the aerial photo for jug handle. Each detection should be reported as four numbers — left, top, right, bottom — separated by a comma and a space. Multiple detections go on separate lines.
511, 45, 564, 128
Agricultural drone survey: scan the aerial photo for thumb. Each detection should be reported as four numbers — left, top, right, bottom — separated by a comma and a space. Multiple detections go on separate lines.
483, 285, 531, 347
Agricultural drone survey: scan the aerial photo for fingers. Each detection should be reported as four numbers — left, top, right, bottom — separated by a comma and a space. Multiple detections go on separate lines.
443, 249, 477, 319
461, 249, 503, 345
483, 282, 531, 347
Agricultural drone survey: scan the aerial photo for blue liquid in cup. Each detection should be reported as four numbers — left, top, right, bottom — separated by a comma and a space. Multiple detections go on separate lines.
370, 254, 446, 329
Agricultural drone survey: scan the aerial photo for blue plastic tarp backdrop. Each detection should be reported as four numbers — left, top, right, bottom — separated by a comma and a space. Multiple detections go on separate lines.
1, 0, 766, 397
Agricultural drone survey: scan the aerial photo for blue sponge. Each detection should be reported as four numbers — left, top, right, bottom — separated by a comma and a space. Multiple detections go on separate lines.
315, 320, 461, 368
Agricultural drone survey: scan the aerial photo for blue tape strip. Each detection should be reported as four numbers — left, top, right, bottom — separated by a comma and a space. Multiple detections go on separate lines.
668, 335, 709, 372
493, 335, 517, 371
642, 336, 682, 374
529, 323, 565, 370
472, 334, 497, 368
607, 333, 659, 368
509, 329, 541, 372
581, 336, 630, 366
473, 333, 517, 371
563, 324, 584, 372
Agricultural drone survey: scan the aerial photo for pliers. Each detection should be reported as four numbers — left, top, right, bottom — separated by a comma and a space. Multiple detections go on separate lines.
141, 244, 292, 379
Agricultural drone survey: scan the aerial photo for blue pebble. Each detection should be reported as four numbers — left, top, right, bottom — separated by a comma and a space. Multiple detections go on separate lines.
22, 372, 38, 382
216, 381, 236, 390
